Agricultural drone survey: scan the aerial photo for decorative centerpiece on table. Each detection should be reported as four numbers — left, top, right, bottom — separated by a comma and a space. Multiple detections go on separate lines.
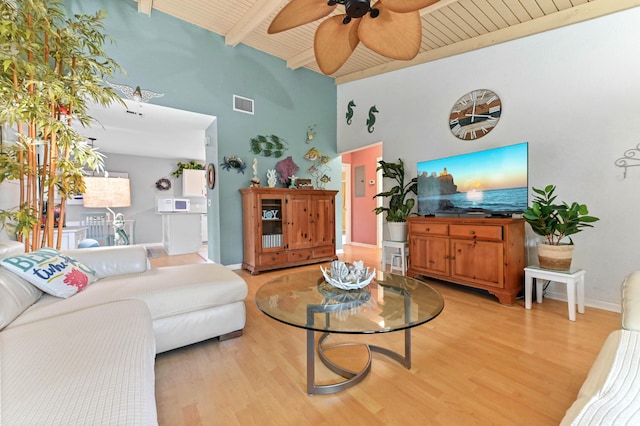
320, 260, 375, 290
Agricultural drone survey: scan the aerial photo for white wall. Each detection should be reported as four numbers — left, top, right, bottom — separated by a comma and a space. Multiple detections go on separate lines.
338, 8, 640, 311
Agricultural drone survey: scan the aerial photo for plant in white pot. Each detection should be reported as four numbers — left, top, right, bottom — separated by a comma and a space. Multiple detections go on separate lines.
373, 159, 418, 242
522, 184, 599, 270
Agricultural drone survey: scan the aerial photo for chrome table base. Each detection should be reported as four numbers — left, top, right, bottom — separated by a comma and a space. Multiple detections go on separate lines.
306, 328, 411, 395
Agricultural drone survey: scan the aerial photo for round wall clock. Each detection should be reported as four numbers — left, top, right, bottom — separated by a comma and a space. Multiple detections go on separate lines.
449, 89, 502, 140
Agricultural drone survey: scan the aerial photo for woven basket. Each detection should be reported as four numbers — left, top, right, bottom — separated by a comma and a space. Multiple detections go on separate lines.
537, 243, 574, 271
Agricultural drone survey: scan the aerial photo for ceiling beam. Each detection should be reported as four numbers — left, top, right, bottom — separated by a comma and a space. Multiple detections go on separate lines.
137, 0, 153, 16
226, 0, 286, 47
288, 49, 316, 70
285, 0, 458, 70
336, 0, 640, 84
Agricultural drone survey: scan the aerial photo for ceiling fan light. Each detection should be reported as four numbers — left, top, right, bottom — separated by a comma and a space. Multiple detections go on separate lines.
344, 0, 370, 18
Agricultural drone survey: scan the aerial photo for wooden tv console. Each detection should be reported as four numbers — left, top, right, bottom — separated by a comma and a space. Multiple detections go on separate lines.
406, 216, 525, 304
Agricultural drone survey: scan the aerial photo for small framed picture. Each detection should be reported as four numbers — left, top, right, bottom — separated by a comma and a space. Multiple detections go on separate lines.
296, 178, 313, 188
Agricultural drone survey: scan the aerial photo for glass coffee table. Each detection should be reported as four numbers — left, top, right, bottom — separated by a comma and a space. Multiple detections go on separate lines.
255, 270, 444, 395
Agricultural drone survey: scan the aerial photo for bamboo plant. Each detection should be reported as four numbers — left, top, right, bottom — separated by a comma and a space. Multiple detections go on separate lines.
0, 0, 123, 251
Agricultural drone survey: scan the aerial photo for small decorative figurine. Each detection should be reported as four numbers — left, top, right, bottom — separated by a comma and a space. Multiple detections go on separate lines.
266, 169, 278, 187
250, 158, 260, 187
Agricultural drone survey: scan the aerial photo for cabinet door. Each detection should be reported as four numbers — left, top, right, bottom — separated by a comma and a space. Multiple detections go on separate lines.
258, 194, 285, 252
410, 235, 449, 276
286, 194, 313, 250
311, 194, 334, 247
182, 169, 206, 197
450, 239, 504, 288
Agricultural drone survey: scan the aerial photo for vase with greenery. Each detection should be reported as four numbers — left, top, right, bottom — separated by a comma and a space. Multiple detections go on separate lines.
373, 159, 418, 241
0, 0, 123, 251
522, 184, 599, 269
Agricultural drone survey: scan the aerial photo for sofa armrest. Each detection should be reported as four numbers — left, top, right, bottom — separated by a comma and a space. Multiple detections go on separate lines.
63, 245, 148, 279
621, 271, 640, 331
0, 241, 25, 259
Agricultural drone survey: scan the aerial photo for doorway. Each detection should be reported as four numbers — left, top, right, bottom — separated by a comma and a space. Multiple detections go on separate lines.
340, 142, 382, 248
341, 164, 351, 245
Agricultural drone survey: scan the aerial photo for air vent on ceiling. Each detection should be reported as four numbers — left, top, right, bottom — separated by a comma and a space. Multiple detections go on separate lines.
233, 95, 254, 115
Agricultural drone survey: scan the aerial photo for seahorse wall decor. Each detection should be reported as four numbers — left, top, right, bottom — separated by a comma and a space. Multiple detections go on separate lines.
367, 105, 378, 133
346, 100, 356, 125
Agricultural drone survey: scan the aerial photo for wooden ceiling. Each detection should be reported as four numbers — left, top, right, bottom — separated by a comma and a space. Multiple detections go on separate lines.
135, 0, 640, 84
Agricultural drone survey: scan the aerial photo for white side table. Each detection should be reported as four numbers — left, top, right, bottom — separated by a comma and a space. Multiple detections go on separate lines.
381, 240, 409, 275
524, 266, 586, 321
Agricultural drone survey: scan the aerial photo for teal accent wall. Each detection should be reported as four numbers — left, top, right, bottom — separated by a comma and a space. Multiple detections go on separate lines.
65, 0, 338, 265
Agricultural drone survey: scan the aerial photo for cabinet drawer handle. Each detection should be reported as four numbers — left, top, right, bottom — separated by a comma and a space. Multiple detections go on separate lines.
469, 230, 475, 235
426, 227, 430, 231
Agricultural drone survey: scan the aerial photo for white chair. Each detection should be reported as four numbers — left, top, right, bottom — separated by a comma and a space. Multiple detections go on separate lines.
80, 213, 111, 246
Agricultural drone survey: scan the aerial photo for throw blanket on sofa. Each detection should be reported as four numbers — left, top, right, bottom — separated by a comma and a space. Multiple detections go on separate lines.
571, 330, 640, 425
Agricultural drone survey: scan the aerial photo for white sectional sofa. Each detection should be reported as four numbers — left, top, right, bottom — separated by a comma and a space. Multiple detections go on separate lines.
561, 272, 640, 425
0, 241, 248, 425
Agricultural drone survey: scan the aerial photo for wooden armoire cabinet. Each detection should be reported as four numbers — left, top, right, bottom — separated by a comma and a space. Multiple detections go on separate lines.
240, 187, 338, 274
406, 216, 525, 304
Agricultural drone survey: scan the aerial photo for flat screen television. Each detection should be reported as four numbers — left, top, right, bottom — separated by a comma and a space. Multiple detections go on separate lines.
417, 142, 528, 216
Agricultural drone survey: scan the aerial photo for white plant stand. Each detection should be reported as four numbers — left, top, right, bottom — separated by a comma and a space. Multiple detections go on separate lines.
524, 266, 586, 321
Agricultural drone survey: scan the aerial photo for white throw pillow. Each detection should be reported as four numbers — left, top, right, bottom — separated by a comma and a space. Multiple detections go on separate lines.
0, 247, 98, 298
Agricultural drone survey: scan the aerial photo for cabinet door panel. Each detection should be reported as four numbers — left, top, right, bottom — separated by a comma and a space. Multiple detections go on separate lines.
258, 195, 285, 252
286, 195, 313, 249
451, 239, 504, 288
410, 235, 449, 276
312, 195, 334, 246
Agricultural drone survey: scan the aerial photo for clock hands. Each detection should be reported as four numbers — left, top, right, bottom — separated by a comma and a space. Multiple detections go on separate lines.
469, 96, 477, 123
466, 114, 497, 119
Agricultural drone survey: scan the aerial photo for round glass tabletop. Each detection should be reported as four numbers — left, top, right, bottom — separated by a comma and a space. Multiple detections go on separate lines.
255, 270, 444, 334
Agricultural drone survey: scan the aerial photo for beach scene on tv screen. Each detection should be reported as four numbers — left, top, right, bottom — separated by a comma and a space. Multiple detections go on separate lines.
417, 142, 528, 215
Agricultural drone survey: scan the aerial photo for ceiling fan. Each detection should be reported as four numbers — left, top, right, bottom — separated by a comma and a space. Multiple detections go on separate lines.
268, 0, 440, 75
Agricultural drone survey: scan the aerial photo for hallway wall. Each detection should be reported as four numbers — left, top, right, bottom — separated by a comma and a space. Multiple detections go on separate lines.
342, 143, 382, 246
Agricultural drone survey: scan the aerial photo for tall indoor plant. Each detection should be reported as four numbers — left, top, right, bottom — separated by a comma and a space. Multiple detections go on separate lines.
522, 184, 599, 270
373, 158, 418, 241
0, 0, 122, 251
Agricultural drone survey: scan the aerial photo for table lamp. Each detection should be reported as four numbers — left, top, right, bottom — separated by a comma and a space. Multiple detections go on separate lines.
83, 176, 131, 245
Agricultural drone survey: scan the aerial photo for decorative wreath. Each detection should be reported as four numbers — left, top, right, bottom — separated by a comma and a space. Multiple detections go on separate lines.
155, 178, 171, 191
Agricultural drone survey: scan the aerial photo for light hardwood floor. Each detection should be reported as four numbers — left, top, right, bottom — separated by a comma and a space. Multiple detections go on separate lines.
150, 246, 620, 425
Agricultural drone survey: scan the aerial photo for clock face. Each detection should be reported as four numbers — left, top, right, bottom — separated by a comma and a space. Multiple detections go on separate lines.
449, 89, 502, 140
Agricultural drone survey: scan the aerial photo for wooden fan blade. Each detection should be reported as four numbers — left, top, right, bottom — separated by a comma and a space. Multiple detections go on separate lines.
358, 5, 421, 60
314, 16, 360, 75
268, 0, 337, 34
382, 0, 440, 14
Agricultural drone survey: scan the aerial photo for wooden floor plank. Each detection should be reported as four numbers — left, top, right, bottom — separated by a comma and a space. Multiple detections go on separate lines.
151, 245, 620, 425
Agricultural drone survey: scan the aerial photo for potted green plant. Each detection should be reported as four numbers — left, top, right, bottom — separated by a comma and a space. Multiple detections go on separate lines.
373, 158, 418, 241
522, 184, 599, 270
171, 161, 205, 178
0, 0, 122, 251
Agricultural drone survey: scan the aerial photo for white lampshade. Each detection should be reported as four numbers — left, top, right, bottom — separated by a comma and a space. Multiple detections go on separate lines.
83, 177, 131, 208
